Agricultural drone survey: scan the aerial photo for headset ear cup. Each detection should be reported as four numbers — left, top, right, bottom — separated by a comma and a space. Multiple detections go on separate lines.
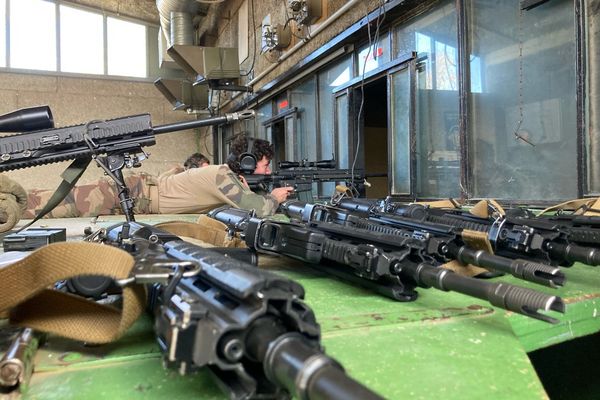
239, 152, 257, 174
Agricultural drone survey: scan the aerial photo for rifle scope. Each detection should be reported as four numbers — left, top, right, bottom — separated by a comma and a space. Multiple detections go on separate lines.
278, 159, 337, 169
0, 105, 54, 132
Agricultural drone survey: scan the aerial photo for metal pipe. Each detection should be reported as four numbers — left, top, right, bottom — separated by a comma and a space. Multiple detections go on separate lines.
248, 0, 362, 87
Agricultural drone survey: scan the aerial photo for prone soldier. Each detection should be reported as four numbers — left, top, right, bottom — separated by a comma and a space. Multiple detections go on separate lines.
24, 137, 293, 219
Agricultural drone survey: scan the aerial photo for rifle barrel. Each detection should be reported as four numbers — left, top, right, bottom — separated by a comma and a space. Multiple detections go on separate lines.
249, 318, 384, 400
153, 110, 255, 135
398, 262, 565, 324
444, 243, 565, 288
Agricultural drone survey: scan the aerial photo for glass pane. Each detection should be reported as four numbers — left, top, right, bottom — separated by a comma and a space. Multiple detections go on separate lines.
587, 0, 600, 193
256, 102, 272, 140
469, 0, 577, 200
0, 0, 5, 67
318, 56, 353, 195
290, 77, 317, 160
284, 116, 296, 161
10, 0, 56, 71
390, 68, 411, 194
107, 17, 146, 77
358, 31, 391, 76
60, 5, 103, 74
336, 94, 350, 168
395, 0, 460, 198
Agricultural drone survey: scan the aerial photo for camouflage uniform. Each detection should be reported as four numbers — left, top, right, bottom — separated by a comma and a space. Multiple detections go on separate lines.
24, 173, 156, 219
24, 164, 278, 218
157, 164, 278, 217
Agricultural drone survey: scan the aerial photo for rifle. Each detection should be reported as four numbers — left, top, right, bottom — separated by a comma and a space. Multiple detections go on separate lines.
243, 168, 387, 202
91, 220, 383, 400
208, 205, 565, 324
335, 198, 600, 268
0, 106, 255, 221
281, 200, 565, 288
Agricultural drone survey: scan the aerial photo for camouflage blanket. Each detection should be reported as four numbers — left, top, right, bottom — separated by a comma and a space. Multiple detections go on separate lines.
0, 174, 28, 232
24, 173, 155, 219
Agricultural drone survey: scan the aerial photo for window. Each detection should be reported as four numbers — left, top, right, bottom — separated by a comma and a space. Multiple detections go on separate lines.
587, 0, 600, 194
469, 0, 577, 201
60, 5, 103, 74
358, 31, 391, 76
2, 0, 154, 79
10, 0, 56, 71
107, 17, 147, 78
395, 0, 461, 198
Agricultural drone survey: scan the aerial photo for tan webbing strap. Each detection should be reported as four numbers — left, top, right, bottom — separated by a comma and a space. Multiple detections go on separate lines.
155, 217, 246, 248
415, 199, 461, 208
441, 229, 493, 277
583, 198, 600, 216
470, 199, 506, 218
537, 198, 600, 216
0, 242, 145, 344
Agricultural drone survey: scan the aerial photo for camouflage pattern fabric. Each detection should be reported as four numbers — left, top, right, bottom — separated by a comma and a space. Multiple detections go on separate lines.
157, 164, 278, 217
24, 164, 279, 219
24, 173, 155, 219
0, 174, 28, 232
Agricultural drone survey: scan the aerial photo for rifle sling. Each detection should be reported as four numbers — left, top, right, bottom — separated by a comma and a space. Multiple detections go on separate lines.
18, 157, 91, 232
441, 230, 494, 277
537, 197, 600, 216
0, 241, 145, 344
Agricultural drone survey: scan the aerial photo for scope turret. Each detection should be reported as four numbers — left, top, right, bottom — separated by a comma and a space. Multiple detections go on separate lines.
278, 158, 336, 169
0, 105, 54, 132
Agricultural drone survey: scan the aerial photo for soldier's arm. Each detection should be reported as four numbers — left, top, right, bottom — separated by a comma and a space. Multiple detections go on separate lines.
215, 167, 279, 217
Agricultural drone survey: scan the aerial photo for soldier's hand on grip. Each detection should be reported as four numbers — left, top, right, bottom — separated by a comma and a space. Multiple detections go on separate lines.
271, 187, 294, 204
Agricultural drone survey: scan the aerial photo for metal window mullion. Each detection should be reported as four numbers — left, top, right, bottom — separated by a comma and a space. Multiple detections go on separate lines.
409, 59, 417, 197
55, 1, 60, 72
103, 14, 108, 75
5, 0, 9, 68
576, 0, 586, 196
456, 0, 470, 199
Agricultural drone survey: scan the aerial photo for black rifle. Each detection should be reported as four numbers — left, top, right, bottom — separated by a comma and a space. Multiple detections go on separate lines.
281, 200, 565, 289
0, 106, 255, 222
208, 206, 565, 324
336, 198, 600, 268
95, 221, 383, 400
243, 169, 387, 202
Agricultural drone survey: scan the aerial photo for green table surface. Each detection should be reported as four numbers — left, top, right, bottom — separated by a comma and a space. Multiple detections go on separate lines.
2, 215, 599, 399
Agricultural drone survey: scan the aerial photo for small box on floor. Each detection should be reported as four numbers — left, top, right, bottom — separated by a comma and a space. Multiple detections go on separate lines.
2, 228, 67, 251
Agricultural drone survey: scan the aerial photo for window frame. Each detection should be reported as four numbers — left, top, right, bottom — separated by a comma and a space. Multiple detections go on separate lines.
0, 0, 158, 81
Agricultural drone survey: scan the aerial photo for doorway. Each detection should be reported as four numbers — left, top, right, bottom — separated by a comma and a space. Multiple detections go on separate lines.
360, 77, 389, 198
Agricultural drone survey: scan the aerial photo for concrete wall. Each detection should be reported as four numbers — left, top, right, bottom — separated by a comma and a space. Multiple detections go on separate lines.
200, 0, 384, 107
0, 73, 206, 190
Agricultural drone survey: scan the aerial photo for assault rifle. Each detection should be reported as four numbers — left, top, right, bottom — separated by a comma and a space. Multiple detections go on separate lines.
0, 105, 255, 221
208, 205, 565, 324
281, 200, 565, 288
92, 220, 383, 400
243, 167, 387, 202
335, 198, 600, 268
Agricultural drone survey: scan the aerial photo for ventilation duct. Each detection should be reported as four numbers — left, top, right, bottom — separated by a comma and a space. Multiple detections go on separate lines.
154, 78, 209, 112
156, 0, 208, 69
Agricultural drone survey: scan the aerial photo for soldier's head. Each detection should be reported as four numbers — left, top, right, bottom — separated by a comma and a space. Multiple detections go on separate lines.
184, 153, 210, 170
227, 134, 274, 175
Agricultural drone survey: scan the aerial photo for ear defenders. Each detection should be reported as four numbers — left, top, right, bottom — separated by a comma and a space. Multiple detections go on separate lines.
238, 137, 257, 174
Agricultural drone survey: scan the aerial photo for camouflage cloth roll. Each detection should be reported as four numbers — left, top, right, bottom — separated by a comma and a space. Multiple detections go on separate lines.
0, 174, 28, 232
